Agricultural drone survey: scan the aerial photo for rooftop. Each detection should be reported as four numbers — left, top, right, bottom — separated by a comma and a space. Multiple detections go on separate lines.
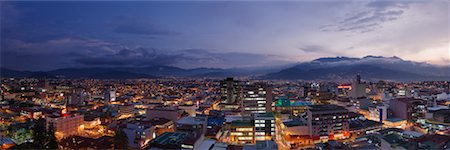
309, 104, 347, 112
254, 112, 275, 118
283, 120, 307, 127
275, 97, 312, 107
177, 116, 206, 125
149, 132, 188, 148
231, 120, 254, 127
386, 118, 406, 122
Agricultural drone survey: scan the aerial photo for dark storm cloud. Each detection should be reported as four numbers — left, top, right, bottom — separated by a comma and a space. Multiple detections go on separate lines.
72, 48, 182, 67
321, 1, 410, 33
175, 49, 291, 68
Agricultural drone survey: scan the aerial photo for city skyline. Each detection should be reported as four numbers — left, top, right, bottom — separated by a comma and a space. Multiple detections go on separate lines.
1, 1, 449, 71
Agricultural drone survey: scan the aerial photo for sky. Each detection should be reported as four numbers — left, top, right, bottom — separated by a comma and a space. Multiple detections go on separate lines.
1, 0, 449, 71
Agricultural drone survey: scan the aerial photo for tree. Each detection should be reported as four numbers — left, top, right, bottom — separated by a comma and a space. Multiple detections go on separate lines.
114, 129, 128, 150
31, 118, 47, 149
31, 118, 58, 149
45, 123, 58, 150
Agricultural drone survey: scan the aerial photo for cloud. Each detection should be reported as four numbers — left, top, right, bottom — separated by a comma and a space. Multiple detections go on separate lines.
320, 1, 410, 33
72, 48, 182, 67
114, 24, 178, 36
299, 45, 327, 53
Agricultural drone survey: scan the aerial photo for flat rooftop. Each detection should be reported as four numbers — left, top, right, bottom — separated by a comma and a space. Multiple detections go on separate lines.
149, 132, 188, 147
231, 120, 254, 127
283, 120, 307, 127
309, 104, 347, 112
254, 112, 274, 118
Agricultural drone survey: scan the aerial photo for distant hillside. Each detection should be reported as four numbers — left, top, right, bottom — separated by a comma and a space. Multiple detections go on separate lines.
264, 56, 450, 81
2, 55, 449, 81
88, 71, 157, 79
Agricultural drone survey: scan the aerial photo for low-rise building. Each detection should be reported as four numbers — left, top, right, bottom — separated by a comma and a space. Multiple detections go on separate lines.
230, 120, 255, 145
122, 120, 156, 149
254, 113, 275, 141
46, 114, 84, 140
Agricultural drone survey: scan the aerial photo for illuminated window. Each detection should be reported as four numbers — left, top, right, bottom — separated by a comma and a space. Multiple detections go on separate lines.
236, 128, 253, 132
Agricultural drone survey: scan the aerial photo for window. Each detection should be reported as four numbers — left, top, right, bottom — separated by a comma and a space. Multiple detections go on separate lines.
236, 128, 253, 132
255, 124, 265, 127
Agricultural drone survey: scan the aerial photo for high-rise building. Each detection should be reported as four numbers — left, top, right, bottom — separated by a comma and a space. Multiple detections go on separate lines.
104, 88, 116, 102
67, 88, 90, 105
241, 83, 273, 116
389, 98, 426, 122
254, 113, 275, 141
220, 78, 241, 110
220, 77, 240, 104
349, 74, 366, 98
307, 105, 350, 142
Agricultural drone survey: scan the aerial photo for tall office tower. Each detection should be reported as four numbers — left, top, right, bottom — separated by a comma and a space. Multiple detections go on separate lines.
104, 87, 116, 102
220, 77, 241, 110
254, 113, 275, 141
37, 79, 50, 91
349, 74, 366, 98
241, 83, 273, 116
300, 85, 309, 98
220, 77, 240, 104
307, 105, 350, 142
67, 88, 90, 105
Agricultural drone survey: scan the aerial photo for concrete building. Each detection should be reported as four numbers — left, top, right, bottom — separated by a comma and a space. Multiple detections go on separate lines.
242, 140, 278, 150
148, 132, 192, 149
230, 120, 255, 145
67, 88, 90, 106
368, 105, 388, 122
123, 120, 156, 149
104, 88, 116, 102
146, 106, 184, 123
274, 97, 312, 117
220, 77, 240, 104
220, 78, 241, 111
307, 105, 350, 143
175, 116, 208, 149
118, 104, 134, 118
241, 83, 273, 116
279, 120, 311, 148
389, 98, 426, 122
254, 113, 275, 141
46, 114, 84, 140
351, 98, 373, 110
179, 104, 197, 117
349, 75, 366, 98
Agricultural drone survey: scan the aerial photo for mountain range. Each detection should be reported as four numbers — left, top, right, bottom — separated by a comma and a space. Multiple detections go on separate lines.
1, 56, 449, 81
265, 56, 450, 81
